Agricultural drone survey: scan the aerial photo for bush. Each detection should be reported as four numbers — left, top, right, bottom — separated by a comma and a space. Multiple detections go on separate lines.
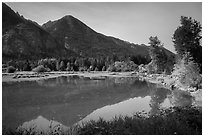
32, 65, 50, 73
75, 106, 201, 135
173, 55, 201, 89
107, 65, 116, 72
6, 66, 16, 73
107, 61, 138, 72
2, 107, 201, 135
180, 61, 201, 88
94, 67, 99, 71
2, 64, 7, 68
146, 61, 156, 74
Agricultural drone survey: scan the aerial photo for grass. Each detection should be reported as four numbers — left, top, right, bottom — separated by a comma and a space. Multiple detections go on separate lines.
2, 106, 202, 135
74, 106, 202, 135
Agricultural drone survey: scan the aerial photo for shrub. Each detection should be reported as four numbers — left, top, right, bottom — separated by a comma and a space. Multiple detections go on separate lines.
2, 107, 201, 135
107, 65, 116, 72
146, 61, 155, 74
2, 64, 7, 68
75, 106, 201, 135
32, 65, 50, 73
180, 61, 201, 88
6, 66, 16, 73
173, 54, 201, 89
107, 61, 138, 72
94, 67, 99, 71
79, 67, 87, 72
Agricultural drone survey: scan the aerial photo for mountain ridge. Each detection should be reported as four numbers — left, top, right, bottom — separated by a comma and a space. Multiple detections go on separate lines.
42, 14, 151, 58
2, 3, 174, 62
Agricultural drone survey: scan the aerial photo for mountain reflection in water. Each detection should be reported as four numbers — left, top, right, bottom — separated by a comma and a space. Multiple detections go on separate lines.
2, 75, 194, 131
17, 115, 68, 134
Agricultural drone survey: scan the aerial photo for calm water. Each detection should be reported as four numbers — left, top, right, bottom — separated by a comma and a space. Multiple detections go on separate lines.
2, 75, 194, 132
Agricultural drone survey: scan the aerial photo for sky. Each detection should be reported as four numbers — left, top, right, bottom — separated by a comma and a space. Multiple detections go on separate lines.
5, 2, 202, 53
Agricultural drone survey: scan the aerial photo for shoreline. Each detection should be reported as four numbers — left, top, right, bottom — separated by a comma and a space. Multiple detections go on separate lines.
2, 71, 138, 83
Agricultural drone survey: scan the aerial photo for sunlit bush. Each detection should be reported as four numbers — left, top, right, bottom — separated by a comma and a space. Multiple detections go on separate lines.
32, 65, 50, 73
173, 55, 201, 89
107, 61, 138, 72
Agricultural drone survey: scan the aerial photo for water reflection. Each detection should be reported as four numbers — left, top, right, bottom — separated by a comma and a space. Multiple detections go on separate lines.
2, 76, 195, 131
77, 96, 152, 125
149, 87, 171, 115
168, 90, 193, 107
17, 116, 68, 134
77, 88, 194, 125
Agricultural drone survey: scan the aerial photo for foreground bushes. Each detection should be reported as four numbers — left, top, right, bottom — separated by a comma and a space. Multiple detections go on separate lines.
3, 106, 201, 135
75, 106, 201, 135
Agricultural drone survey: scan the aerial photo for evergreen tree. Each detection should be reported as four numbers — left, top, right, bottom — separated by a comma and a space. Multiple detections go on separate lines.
173, 16, 202, 71
148, 36, 168, 73
66, 62, 71, 71
23, 60, 31, 71
59, 60, 65, 71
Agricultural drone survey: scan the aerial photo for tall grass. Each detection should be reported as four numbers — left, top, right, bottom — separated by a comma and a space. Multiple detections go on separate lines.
74, 106, 202, 135
3, 106, 202, 135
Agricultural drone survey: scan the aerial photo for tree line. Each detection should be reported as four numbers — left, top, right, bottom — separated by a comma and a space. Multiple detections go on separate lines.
3, 55, 150, 72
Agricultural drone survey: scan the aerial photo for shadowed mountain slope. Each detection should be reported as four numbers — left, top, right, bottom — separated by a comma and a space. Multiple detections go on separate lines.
2, 3, 77, 61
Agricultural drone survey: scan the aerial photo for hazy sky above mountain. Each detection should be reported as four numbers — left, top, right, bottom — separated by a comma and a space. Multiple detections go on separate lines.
6, 2, 202, 53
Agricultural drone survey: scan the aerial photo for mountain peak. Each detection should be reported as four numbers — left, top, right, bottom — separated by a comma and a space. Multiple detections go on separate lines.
63, 15, 75, 19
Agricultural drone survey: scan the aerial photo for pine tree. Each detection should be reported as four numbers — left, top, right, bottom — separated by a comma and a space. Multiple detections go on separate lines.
173, 16, 202, 71
148, 36, 168, 73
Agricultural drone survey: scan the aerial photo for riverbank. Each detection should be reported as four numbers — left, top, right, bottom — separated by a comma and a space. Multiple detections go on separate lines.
2, 71, 136, 83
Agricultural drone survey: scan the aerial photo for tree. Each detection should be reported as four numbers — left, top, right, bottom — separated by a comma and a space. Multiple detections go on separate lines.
148, 36, 168, 73
66, 62, 72, 71
173, 16, 202, 71
56, 60, 60, 71
59, 61, 65, 71
23, 60, 31, 71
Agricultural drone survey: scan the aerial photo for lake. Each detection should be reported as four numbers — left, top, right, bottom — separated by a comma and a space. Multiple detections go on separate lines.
2, 75, 195, 132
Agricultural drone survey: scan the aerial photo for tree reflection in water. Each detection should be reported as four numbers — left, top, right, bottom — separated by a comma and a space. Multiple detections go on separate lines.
149, 85, 193, 115
168, 90, 193, 107
149, 87, 171, 115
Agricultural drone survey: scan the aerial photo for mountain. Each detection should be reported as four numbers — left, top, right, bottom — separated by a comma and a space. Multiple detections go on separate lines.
42, 15, 150, 58
2, 3, 174, 62
2, 3, 77, 61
